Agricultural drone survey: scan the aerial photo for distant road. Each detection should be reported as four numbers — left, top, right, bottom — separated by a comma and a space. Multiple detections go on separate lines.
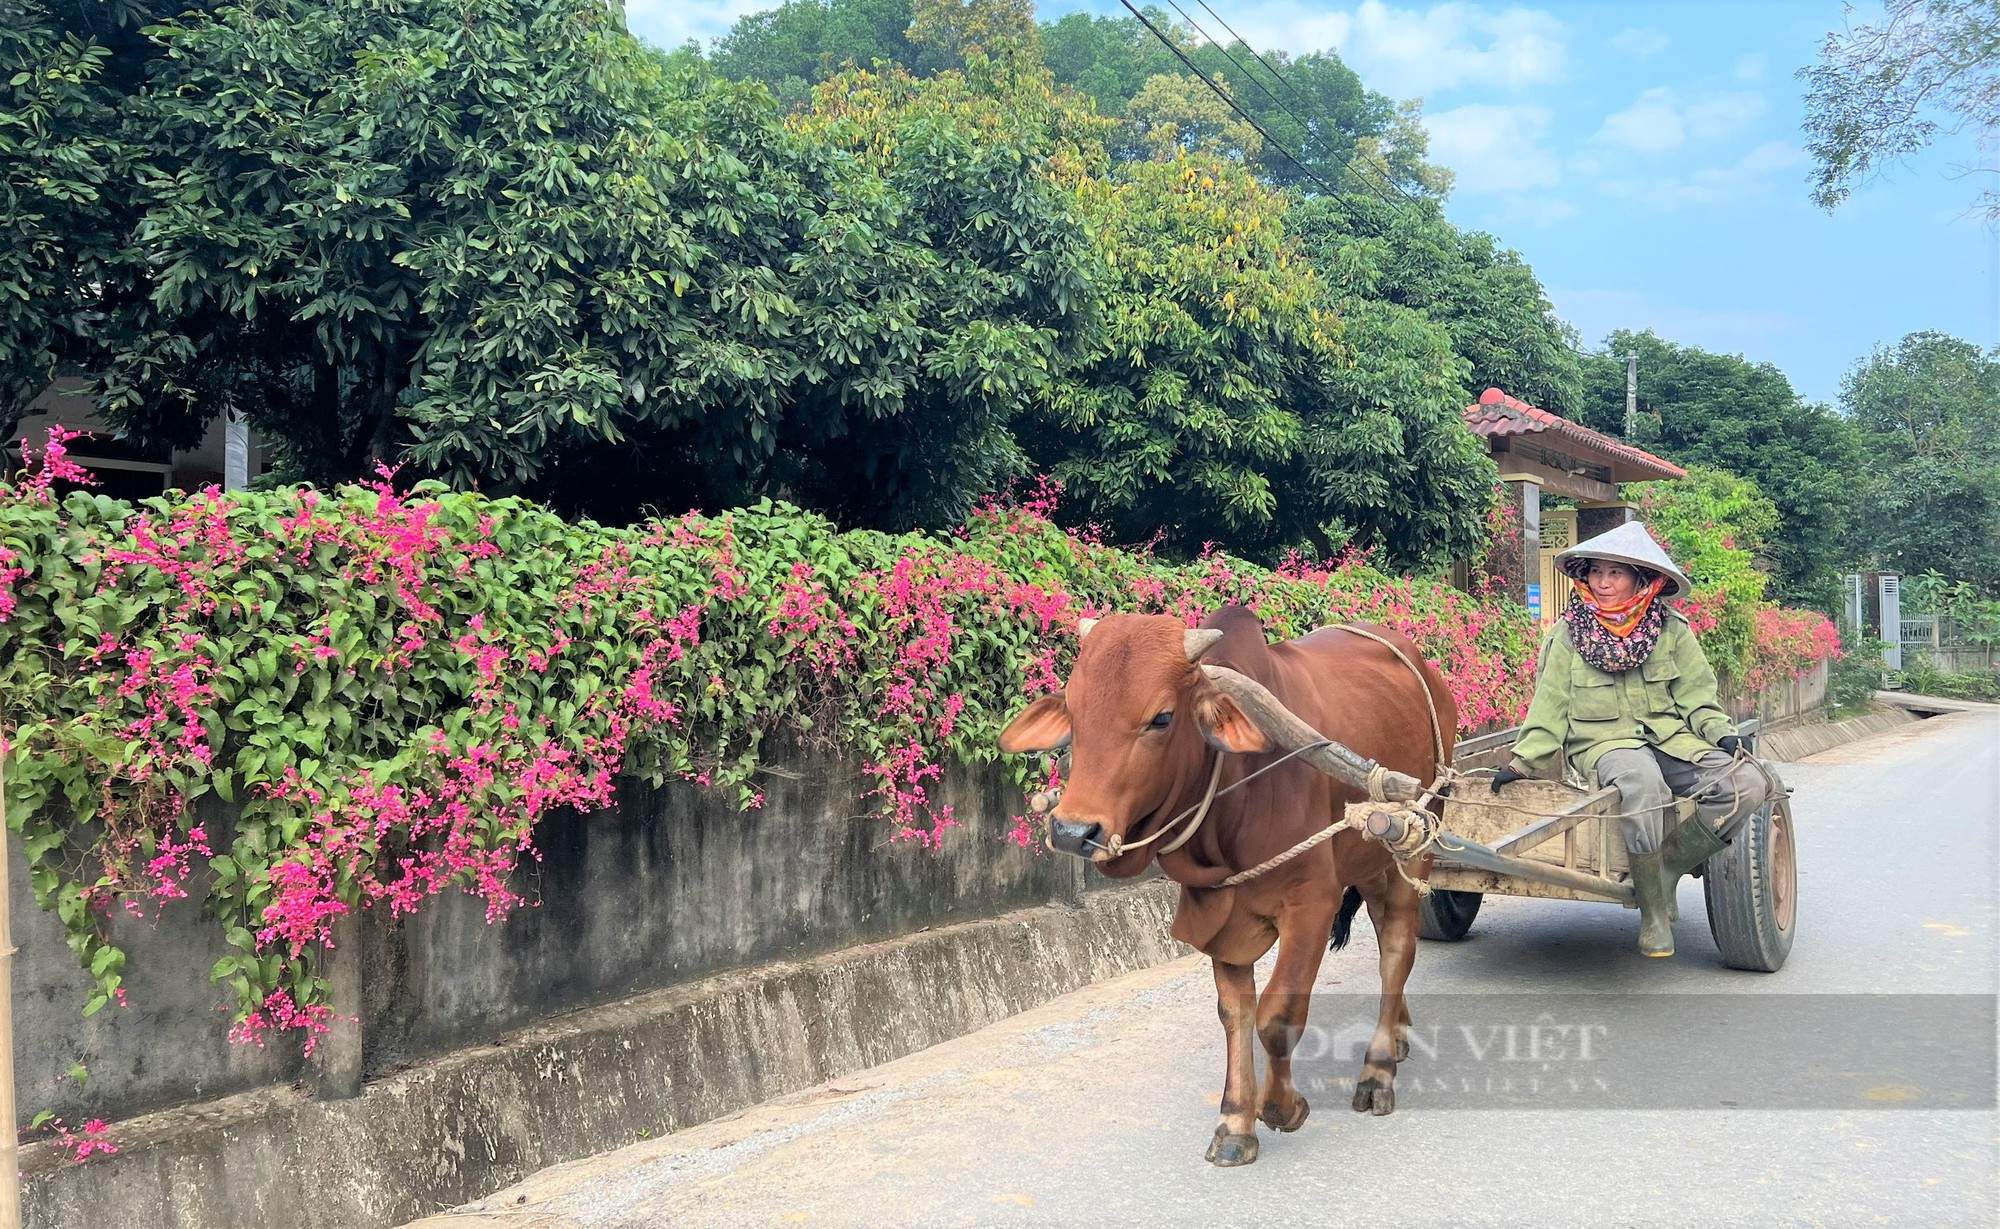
411, 709, 1999, 1229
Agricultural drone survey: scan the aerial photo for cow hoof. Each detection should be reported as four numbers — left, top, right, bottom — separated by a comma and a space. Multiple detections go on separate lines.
1351, 1079, 1395, 1116
1393, 1036, 1411, 1062
1258, 1095, 1309, 1133
1205, 1127, 1260, 1167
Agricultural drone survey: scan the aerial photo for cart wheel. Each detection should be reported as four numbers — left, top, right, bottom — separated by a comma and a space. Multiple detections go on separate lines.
1417, 889, 1483, 941
1703, 797, 1796, 972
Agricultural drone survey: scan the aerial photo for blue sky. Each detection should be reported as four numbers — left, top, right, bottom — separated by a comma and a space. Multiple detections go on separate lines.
623, 0, 1995, 408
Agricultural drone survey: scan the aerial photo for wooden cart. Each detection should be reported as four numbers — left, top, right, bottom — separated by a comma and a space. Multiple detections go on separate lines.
1195, 667, 1798, 974
1406, 722, 1797, 971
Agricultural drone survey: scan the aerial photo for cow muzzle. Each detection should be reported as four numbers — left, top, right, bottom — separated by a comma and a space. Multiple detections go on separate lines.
1045, 814, 1105, 859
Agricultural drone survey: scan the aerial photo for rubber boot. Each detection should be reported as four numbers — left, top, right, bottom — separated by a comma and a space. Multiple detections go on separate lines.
1659, 814, 1728, 879
1628, 851, 1676, 958
1658, 815, 1728, 923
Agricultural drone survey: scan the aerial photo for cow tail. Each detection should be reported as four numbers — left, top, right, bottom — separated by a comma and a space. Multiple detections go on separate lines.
1328, 886, 1364, 952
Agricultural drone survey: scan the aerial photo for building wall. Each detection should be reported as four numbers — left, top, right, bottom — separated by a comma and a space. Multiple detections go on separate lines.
7, 377, 272, 492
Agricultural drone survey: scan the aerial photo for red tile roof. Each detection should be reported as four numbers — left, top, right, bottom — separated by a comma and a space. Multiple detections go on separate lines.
1464, 387, 1686, 482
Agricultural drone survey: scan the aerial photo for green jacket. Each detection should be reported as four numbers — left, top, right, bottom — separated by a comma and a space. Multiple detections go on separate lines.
1510, 613, 1736, 779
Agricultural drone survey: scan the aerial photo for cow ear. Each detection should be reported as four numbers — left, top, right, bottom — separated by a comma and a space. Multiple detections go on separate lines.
999, 694, 1072, 753
1195, 691, 1272, 754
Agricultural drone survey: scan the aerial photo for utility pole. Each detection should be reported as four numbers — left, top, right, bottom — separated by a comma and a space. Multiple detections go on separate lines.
1624, 351, 1639, 441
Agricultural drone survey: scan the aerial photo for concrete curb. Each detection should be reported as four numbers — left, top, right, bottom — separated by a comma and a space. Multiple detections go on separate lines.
1759, 707, 1918, 762
1872, 690, 1999, 715
21, 881, 1186, 1229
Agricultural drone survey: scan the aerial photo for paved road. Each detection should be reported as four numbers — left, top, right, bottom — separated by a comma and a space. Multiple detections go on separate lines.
414, 711, 1999, 1229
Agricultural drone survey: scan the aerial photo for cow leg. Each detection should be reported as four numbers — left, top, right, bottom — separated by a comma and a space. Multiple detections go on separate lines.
1352, 872, 1420, 1116
1255, 897, 1336, 1134
1205, 959, 1262, 1167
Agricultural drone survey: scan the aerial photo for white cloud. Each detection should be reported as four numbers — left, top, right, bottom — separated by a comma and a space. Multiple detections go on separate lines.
1592, 87, 1766, 152
1223, 2, 1568, 100
1610, 26, 1670, 58
1594, 87, 1684, 151
1596, 140, 1808, 209
1734, 53, 1766, 82
1424, 102, 1561, 194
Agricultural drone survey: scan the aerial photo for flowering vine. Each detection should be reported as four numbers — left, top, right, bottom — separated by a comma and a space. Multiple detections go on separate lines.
1, 438, 1539, 1052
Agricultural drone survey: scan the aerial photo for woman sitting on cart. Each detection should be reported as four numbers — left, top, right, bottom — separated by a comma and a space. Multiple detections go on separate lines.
1490, 522, 1772, 958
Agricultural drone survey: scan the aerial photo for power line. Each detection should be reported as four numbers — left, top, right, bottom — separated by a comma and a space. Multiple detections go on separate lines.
1158, 0, 1298, 125
1141, 0, 1424, 218
1186, 0, 1427, 212
1193, 1, 1318, 122
1115, 0, 1374, 227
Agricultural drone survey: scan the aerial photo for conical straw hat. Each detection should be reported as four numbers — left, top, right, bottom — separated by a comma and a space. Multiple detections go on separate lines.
1555, 521, 1691, 601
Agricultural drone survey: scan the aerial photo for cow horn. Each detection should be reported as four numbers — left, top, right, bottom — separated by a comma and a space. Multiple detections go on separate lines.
1184, 628, 1224, 660
1077, 617, 1098, 639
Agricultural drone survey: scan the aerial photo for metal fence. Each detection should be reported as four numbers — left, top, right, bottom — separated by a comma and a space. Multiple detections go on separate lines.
1900, 615, 1998, 674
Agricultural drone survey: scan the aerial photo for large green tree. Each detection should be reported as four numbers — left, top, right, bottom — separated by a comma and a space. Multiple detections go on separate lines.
766, 59, 1099, 529
1029, 149, 1494, 570
1841, 330, 2000, 593
1290, 190, 1584, 419
7, 0, 1095, 531
1577, 330, 1863, 605
0, 0, 182, 419
88, 0, 814, 495
709, 1, 1411, 195
711, 0, 926, 106
1036, 8, 1403, 193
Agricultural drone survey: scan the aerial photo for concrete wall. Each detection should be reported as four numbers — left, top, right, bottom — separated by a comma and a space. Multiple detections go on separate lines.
12, 749, 1070, 1129
1905, 644, 1996, 674
20, 883, 1187, 1229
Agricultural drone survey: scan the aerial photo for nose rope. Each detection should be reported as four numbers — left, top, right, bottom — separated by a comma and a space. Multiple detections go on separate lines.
1101, 754, 1223, 860
1061, 739, 1333, 859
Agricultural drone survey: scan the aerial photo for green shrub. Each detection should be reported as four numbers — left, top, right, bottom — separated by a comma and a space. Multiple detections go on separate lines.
1894, 657, 2000, 703
1828, 636, 1886, 716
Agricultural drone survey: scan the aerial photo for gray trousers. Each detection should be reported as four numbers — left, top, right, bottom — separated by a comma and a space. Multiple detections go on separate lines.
1594, 747, 1772, 854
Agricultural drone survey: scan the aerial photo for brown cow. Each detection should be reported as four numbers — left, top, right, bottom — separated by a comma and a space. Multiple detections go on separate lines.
999, 606, 1456, 1166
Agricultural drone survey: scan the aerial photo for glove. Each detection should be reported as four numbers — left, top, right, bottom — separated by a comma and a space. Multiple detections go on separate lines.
1490, 766, 1526, 794
1716, 734, 1745, 757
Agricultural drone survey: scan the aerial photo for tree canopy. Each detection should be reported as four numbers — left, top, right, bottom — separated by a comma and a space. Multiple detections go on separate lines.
2, 0, 1512, 568
1291, 189, 1582, 420
711, 0, 927, 106
0, 0, 162, 418
709, 0, 1415, 195
1801, 0, 2000, 218
1577, 330, 1863, 606
6, 0, 1101, 532
1840, 331, 2000, 594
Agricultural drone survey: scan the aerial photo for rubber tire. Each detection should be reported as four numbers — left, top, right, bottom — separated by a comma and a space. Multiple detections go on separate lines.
1702, 797, 1797, 972
1417, 889, 1483, 941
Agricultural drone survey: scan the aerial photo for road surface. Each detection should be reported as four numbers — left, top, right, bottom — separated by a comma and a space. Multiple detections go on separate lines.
411, 709, 1999, 1229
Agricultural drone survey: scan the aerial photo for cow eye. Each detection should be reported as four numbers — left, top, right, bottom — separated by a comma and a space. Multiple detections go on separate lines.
1148, 710, 1173, 730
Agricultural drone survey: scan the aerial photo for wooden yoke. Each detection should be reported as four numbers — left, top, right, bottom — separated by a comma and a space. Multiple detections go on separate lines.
1199, 665, 1426, 803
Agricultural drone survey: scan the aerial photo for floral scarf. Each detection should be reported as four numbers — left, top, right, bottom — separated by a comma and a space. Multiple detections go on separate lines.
1564, 574, 1669, 674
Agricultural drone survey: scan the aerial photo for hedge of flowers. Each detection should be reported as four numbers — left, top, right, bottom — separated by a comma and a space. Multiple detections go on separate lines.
0, 438, 1539, 1052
